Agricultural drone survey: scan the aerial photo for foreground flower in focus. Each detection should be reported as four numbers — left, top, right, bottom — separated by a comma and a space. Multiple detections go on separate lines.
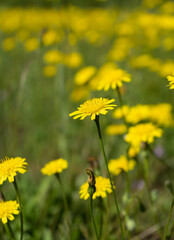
109, 155, 136, 175
0, 157, 28, 185
79, 176, 114, 200
0, 200, 19, 224
125, 123, 163, 153
41, 158, 68, 176
167, 74, 174, 89
69, 98, 116, 120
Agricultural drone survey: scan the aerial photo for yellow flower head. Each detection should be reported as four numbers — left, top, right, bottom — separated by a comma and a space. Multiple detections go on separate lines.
0, 200, 19, 224
74, 66, 96, 85
108, 155, 136, 176
44, 50, 62, 64
43, 65, 56, 77
92, 63, 131, 91
25, 38, 39, 52
106, 124, 127, 135
69, 98, 116, 120
167, 74, 174, 89
0, 157, 28, 185
41, 158, 68, 176
2, 38, 15, 51
79, 176, 113, 200
125, 123, 163, 153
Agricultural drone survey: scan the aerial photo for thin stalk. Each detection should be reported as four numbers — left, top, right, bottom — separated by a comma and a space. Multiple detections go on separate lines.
13, 178, 23, 240
163, 199, 174, 240
143, 155, 152, 204
94, 116, 125, 239
99, 198, 104, 239
55, 173, 69, 213
4, 223, 15, 240
89, 194, 99, 240
116, 86, 131, 197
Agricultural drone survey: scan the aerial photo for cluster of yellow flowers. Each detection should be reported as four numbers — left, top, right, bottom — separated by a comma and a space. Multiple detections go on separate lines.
0, 157, 27, 224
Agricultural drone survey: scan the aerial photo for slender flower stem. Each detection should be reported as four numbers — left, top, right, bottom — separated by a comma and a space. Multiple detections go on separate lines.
4, 223, 15, 240
89, 193, 99, 240
116, 86, 131, 197
55, 173, 69, 213
13, 178, 23, 240
163, 199, 174, 240
94, 116, 125, 239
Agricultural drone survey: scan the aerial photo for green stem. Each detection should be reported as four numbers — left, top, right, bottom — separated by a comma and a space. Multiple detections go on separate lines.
89, 194, 99, 240
4, 223, 15, 240
55, 173, 69, 213
94, 116, 125, 239
13, 178, 23, 240
163, 199, 174, 240
143, 154, 152, 204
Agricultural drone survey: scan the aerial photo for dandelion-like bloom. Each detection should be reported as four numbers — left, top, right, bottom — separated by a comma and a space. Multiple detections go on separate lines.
125, 123, 163, 153
69, 98, 116, 120
106, 124, 127, 135
41, 158, 68, 176
0, 157, 28, 185
0, 200, 19, 224
79, 176, 113, 200
167, 74, 174, 89
108, 155, 136, 176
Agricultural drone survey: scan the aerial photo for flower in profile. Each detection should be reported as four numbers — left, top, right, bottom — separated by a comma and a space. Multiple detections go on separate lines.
43, 65, 56, 77
0, 157, 28, 185
125, 123, 163, 153
0, 200, 19, 224
69, 98, 116, 120
108, 155, 136, 176
91, 63, 131, 91
41, 158, 68, 176
106, 124, 127, 135
79, 176, 113, 200
74, 66, 96, 85
167, 74, 174, 89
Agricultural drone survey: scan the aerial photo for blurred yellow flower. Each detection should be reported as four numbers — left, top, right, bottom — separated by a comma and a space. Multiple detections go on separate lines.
44, 50, 62, 64
92, 63, 131, 91
108, 155, 136, 176
42, 30, 60, 46
70, 87, 89, 102
0, 200, 19, 224
106, 124, 127, 135
43, 65, 56, 77
75, 66, 96, 85
167, 74, 174, 89
63, 52, 82, 68
125, 123, 163, 153
2, 38, 15, 51
41, 158, 68, 176
69, 98, 116, 120
0, 157, 28, 185
25, 38, 39, 52
79, 176, 113, 200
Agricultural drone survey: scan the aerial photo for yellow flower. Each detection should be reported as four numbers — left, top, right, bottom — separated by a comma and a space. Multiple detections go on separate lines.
44, 50, 62, 64
167, 74, 174, 89
0, 157, 28, 185
43, 65, 56, 77
2, 38, 15, 51
70, 87, 89, 102
108, 155, 136, 176
69, 98, 116, 120
125, 123, 163, 153
106, 124, 127, 135
92, 63, 131, 91
79, 176, 113, 200
74, 66, 96, 85
63, 52, 82, 68
41, 158, 68, 176
0, 200, 19, 224
42, 30, 60, 46
25, 38, 39, 52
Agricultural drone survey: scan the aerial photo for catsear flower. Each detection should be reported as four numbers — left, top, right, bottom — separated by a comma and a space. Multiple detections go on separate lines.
0, 157, 28, 185
79, 176, 114, 200
0, 200, 19, 224
41, 158, 68, 176
69, 97, 116, 120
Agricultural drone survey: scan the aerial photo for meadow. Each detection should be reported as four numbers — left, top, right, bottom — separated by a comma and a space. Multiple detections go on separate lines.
0, 0, 174, 239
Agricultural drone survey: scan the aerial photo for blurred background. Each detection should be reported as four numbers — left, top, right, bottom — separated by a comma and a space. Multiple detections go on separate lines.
0, 0, 174, 239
